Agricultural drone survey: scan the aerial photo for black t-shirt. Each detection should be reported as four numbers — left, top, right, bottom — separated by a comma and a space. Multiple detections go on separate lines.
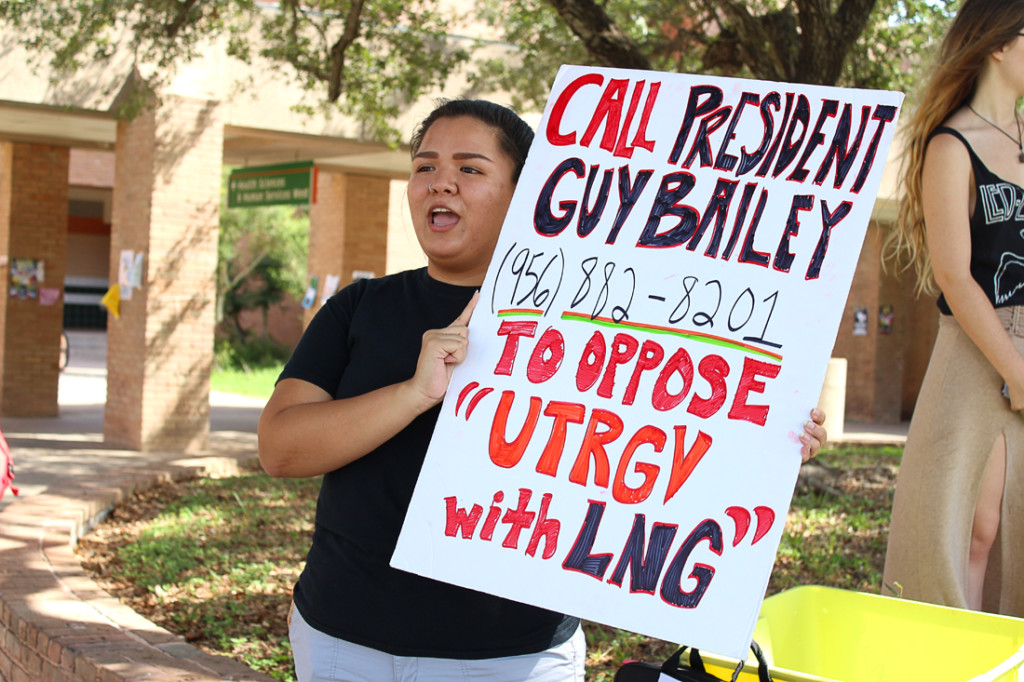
280, 268, 579, 659
931, 127, 1024, 315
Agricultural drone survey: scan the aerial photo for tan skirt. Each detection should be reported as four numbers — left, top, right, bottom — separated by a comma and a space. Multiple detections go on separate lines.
883, 307, 1024, 616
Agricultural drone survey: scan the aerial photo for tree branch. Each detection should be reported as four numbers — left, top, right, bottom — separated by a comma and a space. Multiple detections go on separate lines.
227, 247, 272, 291
279, 0, 329, 85
165, 0, 202, 38
543, 0, 650, 70
328, 0, 365, 102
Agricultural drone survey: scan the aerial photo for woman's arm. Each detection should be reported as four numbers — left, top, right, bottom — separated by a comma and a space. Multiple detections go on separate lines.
923, 134, 1024, 411
258, 294, 479, 478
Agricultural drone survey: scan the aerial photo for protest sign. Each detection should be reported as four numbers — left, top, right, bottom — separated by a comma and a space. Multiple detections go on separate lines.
392, 64, 903, 658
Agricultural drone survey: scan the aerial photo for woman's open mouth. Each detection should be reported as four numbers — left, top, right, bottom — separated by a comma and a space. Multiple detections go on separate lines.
431, 207, 460, 229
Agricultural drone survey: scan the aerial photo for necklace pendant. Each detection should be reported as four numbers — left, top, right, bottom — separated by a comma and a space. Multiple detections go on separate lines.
1019, 151, 1024, 163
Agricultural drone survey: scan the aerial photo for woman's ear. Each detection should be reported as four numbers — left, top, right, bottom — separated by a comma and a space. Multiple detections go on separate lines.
991, 35, 1021, 63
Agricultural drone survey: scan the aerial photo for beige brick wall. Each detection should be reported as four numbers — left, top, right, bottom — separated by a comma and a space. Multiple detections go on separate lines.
0, 142, 69, 416
106, 95, 223, 451
304, 171, 389, 326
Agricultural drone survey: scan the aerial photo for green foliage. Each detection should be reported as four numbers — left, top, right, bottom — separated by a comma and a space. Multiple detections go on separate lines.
0, 0, 467, 141
213, 336, 289, 373
472, 1, 592, 112
217, 170, 308, 346
473, 0, 958, 113
253, 0, 468, 143
769, 444, 898, 595
0, 0, 243, 74
843, 0, 958, 93
0, 0, 955, 139
817, 443, 904, 468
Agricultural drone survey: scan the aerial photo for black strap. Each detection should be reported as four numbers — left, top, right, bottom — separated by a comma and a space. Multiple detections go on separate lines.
662, 646, 702, 673
668, 641, 772, 682
728, 641, 772, 682
649, 640, 772, 682
660, 646, 719, 681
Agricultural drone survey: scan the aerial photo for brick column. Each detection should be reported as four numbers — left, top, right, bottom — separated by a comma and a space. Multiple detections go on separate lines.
106, 94, 223, 451
304, 171, 389, 326
0, 142, 69, 417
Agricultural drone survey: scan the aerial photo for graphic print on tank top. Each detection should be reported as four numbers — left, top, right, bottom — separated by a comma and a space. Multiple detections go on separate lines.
979, 182, 1024, 305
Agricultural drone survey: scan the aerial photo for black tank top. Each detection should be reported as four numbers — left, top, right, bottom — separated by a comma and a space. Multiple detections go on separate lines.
931, 127, 1024, 314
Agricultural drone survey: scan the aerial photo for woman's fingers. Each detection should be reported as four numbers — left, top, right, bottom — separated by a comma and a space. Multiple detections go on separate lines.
426, 327, 470, 364
799, 408, 828, 462
410, 297, 480, 403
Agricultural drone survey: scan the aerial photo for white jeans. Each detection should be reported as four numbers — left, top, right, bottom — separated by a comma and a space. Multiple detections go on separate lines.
289, 605, 586, 682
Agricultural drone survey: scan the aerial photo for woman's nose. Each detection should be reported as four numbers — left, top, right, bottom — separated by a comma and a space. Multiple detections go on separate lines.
430, 170, 457, 194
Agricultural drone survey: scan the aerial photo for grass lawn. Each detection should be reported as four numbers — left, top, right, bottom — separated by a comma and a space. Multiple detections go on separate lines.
77, 436, 899, 682
210, 365, 282, 401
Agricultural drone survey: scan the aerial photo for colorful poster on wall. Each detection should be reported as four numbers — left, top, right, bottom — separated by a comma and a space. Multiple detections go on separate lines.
879, 304, 894, 335
392, 65, 903, 658
10, 258, 38, 299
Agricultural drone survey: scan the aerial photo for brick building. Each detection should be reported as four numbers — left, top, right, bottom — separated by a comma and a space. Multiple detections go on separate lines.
0, 34, 436, 452
0, 29, 933, 453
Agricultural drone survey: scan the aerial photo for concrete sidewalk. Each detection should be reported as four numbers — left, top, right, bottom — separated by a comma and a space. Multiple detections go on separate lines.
0, 331, 266, 510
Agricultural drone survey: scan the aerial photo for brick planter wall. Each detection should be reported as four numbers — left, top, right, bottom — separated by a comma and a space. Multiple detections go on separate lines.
0, 452, 277, 682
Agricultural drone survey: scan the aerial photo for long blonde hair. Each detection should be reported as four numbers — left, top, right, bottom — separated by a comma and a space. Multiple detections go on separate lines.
886, 0, 1024, 295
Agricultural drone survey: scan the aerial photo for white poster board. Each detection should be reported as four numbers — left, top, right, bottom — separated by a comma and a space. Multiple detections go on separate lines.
393, 65, 903, 658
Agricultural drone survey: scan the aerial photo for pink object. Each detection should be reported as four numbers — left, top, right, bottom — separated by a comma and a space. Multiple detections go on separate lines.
0, 428, 17, 500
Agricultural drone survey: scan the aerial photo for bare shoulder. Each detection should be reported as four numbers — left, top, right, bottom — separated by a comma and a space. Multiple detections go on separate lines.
924, 129, 972, 171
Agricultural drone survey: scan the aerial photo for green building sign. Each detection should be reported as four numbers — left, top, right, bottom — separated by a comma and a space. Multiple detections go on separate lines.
228, 161, 314, 208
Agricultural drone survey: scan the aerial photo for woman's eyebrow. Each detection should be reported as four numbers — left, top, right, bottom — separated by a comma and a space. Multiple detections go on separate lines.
413, 150, 494, 162
453, 152, 494, 162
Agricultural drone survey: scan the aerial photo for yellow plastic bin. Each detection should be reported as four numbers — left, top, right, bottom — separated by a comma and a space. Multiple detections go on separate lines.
700, 586, 1024, 682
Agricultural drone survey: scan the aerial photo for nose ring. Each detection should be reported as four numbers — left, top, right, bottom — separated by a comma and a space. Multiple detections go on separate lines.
429, 183, 435, 193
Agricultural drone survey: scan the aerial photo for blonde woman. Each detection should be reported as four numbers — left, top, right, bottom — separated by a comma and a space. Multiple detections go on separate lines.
884, 0, 1024, 615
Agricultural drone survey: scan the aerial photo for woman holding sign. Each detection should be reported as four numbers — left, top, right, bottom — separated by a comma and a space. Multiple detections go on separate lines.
259, 98, 828, 681
884, 0, 1024, 616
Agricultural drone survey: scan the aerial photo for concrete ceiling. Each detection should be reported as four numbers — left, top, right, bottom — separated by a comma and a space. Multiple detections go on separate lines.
0, 100, 411, 179
222, 125, 410, 178
0, 102, 117, 149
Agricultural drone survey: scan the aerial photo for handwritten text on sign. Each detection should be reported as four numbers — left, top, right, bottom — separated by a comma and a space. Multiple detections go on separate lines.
393, 66, 903, 658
